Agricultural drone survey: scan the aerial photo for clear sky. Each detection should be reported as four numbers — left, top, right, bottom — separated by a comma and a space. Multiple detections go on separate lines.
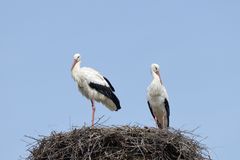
1, 0, 240, 159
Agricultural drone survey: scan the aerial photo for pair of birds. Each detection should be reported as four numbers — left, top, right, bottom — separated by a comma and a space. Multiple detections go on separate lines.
71, 53, 170, 129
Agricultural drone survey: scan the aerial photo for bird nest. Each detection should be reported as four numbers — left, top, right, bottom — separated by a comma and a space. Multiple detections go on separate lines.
27, 126, 211, 160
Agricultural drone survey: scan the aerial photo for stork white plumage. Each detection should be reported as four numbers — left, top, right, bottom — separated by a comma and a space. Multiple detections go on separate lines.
147, 64, 170, 129
71, 53, 121, 127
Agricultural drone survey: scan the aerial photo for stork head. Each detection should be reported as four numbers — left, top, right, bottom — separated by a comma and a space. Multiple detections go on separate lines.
151, 63, 162, 84
71, 53, 81, 71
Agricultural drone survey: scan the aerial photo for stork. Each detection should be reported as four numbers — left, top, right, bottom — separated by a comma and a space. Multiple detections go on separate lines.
147, 63, 170, 129
71, 53, 121, 127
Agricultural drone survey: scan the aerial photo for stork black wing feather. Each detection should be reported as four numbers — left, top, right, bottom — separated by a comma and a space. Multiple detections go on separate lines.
103, 76, 115, 91
147, 101, 155, 119
89, 82, 120, 111
164, 98, 170, 127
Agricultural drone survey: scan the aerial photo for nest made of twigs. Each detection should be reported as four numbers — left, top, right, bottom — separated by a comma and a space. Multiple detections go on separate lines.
27, 126, 211, 160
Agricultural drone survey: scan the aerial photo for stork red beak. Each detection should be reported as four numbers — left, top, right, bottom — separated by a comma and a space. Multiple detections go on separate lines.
156, 71, 163, 84
71, 59, 77, 71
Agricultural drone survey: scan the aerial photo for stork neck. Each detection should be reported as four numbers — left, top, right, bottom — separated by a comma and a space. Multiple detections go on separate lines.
152, 71, 163, 85
151, 71, 158, 79
73, 61, 80, 70
71, 61, 81, 80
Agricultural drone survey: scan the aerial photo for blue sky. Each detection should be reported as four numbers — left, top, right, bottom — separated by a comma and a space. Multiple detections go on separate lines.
1, 0, 240, 159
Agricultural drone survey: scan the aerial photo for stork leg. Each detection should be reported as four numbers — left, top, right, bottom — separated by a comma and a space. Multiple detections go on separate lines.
91, 98, 96, 127
154, 116, 158, 128
162, 115, 168, 129
155, 116, 162, 129
162, 116, 165, 129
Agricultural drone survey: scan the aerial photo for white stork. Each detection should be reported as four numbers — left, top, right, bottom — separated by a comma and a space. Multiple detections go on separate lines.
147, 63, 170, 129
71, 53, 121, 127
